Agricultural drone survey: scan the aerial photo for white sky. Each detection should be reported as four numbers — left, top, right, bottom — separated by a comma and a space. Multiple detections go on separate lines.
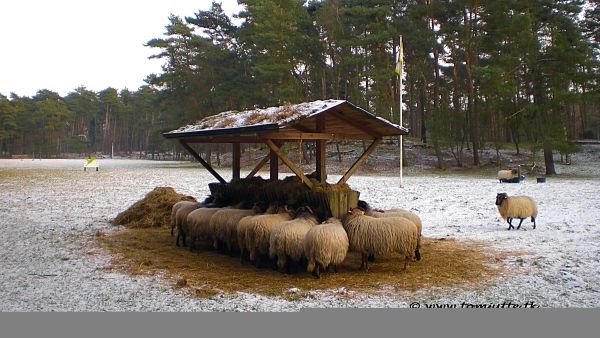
0, 0, 241, 97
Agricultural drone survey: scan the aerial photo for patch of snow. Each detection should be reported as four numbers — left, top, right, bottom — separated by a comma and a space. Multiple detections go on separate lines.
169, 100, 345, 133
1, 155, 600, 310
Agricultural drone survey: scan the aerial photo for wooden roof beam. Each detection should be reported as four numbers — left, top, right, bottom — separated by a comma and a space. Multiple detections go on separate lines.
337, 138, 382, 184
179, 140, 226, 184
259, 132, 335, 140
246, 154, 270, 179
265, 139, 314, 190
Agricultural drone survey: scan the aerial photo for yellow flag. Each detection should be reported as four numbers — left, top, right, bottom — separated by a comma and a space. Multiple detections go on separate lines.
395, 37, 404, 76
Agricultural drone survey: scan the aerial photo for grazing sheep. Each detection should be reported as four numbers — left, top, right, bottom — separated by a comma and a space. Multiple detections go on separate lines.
172, 196, 216, 246
237, 204, 286, 263
497, 169, 518, 182
185, 207, 222, 249
269, 207, 319, 273
304, 217, 349, 278
171, 200, 195, 236
244, 206, 293, 265
343, 208, 419, 272
370, 209, 422, 261
210, 208, 256, 253
495, 193, 538, 230
173, 202, 201, 246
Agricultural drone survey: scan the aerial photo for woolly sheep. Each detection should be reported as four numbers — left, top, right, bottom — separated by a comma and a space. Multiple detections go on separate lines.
210, 208, 256, 253
495, 193, 538, 230
237, 204, 288, 263
171, 200, 195, 236
172, 196, 216, 246
497, 169, 518, 182
185, 207, 222, 249
304, 217, 349, 278
244, 207, 293, 265
343, 208, 420, 271
269, 207, 318, 272
370, 209, 422, 261
357, 201, 422, 261
173, 202, 202, 246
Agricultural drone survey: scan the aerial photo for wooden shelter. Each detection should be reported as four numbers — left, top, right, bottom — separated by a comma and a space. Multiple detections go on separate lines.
163, 100, 408, 218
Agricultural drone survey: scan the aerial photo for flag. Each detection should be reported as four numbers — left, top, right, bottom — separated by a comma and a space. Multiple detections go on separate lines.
395, 36, 404, 76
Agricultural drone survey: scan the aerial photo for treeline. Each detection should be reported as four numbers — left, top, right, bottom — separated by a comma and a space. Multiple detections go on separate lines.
1, 0, 600, 174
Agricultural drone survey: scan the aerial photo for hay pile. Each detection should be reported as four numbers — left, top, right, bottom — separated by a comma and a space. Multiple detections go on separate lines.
112, 187, 196, 228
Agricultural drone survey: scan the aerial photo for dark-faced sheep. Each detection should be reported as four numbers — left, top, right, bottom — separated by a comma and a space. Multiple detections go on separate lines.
343, 208, 419, 272
269, 206, 318, 273
304, 217, 349, 278
495, 193, 538, 230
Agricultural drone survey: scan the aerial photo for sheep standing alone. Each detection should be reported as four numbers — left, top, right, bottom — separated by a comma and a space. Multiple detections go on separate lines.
497, 169, 518, 182
304, 217, 349, 278
343, 208, 420, 271
495, 193, 538, 230
269, 207, 318, 272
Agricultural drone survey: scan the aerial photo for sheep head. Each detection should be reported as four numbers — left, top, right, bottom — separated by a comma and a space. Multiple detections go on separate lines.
496, 193, 508, 206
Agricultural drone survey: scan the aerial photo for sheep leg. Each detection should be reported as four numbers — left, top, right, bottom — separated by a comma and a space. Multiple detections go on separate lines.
176, 232, 181, 247
516, 218, 525, 230
333, 264, 338, 273
414, 248, 422, 261
312, 264, 320, 279
507, 218, 514, 230
361, 253, 369, 271
367, 254, 376, 262
532, 216, 536, 229
403, 256, 409, 271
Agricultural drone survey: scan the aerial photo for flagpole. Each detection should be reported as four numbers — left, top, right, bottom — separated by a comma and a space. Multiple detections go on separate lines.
398, 35, 404, 188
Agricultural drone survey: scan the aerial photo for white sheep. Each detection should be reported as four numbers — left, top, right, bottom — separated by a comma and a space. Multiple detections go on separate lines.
244, 207, 293, 265
210, 208, 256, 253
343, 208, 420, 271
304, 217, 349, 278
370, 209, 422, 261
497, 169, 518, 182
495, 193, 538, 230
185, 207, 222, 249
237, 204, 290, 264
269, 207, 318, 272
173, 201, 202, 246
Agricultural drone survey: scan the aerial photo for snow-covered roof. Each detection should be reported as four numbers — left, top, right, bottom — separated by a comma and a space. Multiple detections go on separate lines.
163, 99, 407, 139
169, 100, 345, 134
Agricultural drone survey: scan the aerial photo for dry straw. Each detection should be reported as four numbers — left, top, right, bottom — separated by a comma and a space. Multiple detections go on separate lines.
99, 226, 515, 298
112, 187, 196, 228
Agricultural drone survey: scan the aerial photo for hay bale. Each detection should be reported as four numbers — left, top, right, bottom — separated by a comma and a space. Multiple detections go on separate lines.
112, 187, 196, 228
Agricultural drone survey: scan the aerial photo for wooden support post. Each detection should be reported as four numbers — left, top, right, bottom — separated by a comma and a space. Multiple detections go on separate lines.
265, 139, 314, 190
246, 154, 270, 179
270, 143, 279, 181
232, 143, 241, 181
315, 115, 326, 183
179, 140, 226, 183
337, 138, 382, 184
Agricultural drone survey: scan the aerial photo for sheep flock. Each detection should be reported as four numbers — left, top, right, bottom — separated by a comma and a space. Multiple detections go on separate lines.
168, 177, 425, 278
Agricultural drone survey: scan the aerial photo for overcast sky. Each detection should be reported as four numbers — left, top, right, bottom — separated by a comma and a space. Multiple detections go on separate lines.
0, 0, 241, 97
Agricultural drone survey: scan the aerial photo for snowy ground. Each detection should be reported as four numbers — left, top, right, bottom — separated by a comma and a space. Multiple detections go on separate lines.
1, 148, 599, 310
